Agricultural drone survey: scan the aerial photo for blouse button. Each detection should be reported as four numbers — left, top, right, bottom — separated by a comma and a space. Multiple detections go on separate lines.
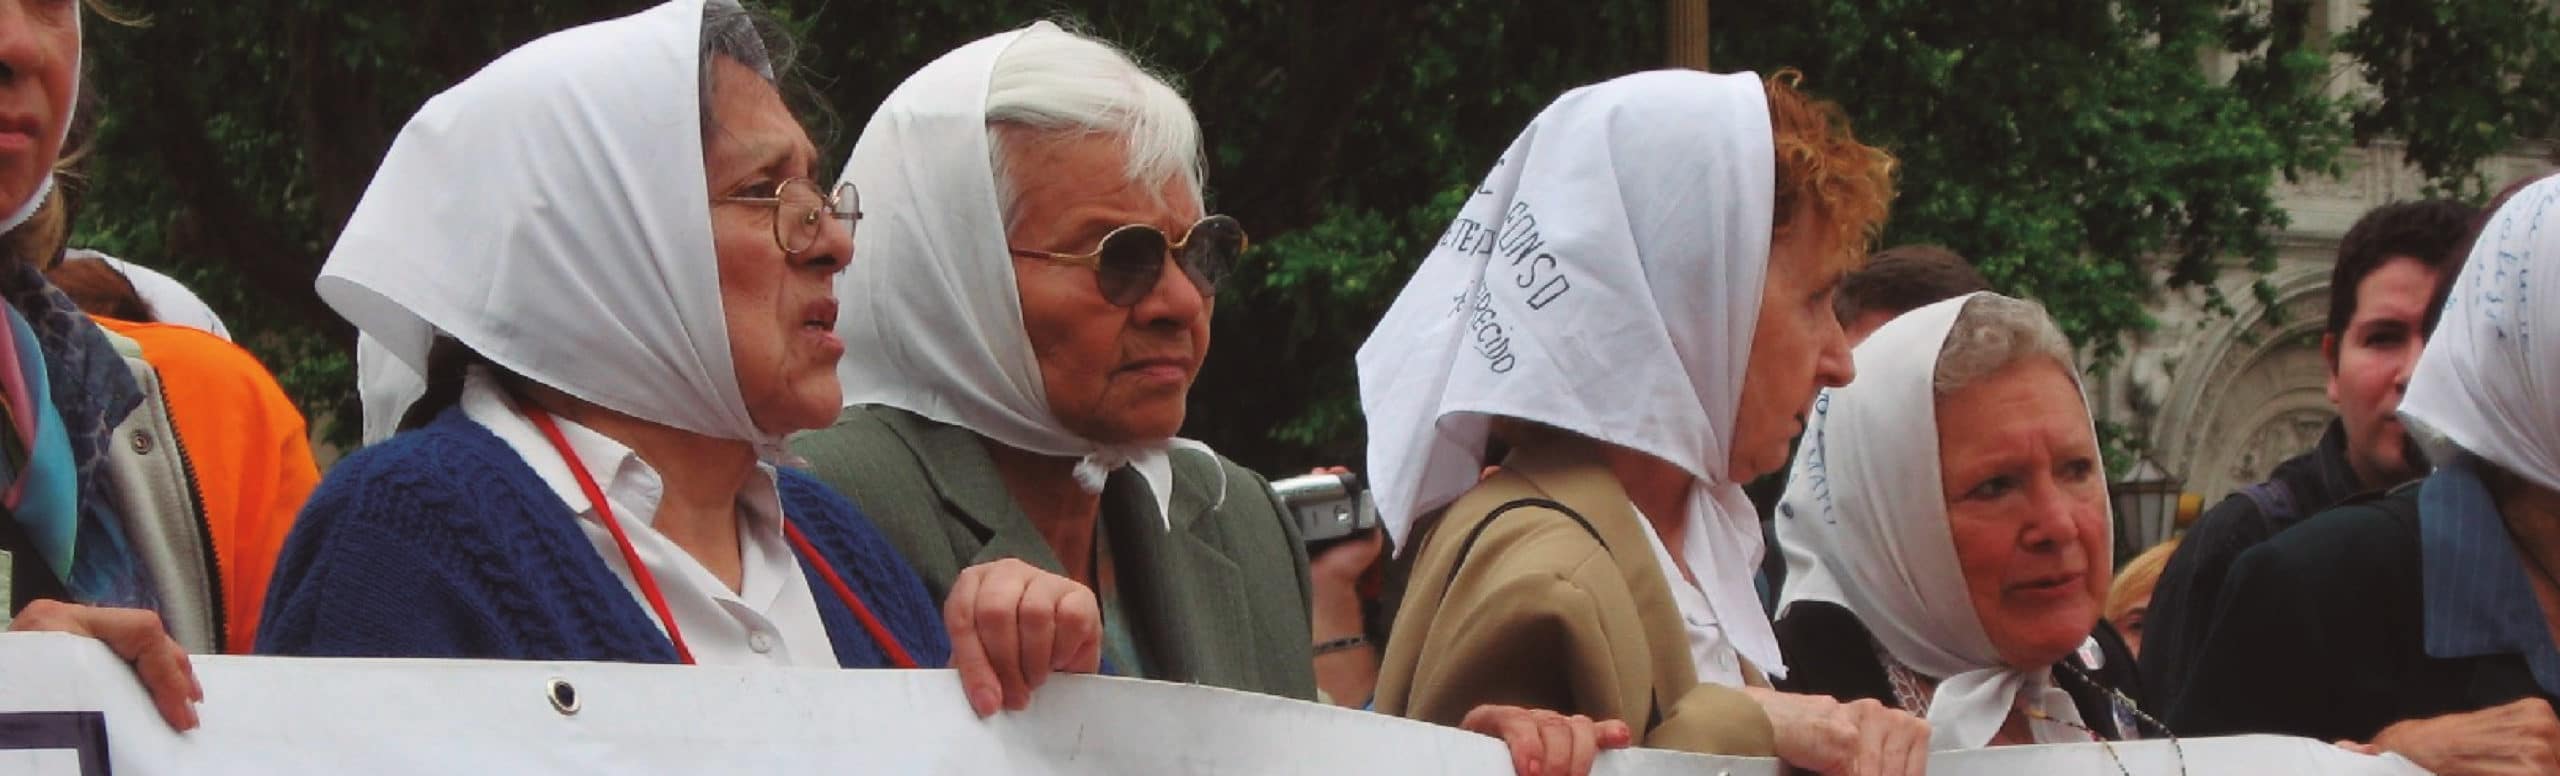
748, 630, 774, 654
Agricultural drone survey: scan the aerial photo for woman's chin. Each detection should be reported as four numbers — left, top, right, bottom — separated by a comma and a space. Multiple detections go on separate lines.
749, 394, 845, 436
1994, 621, 2100, 669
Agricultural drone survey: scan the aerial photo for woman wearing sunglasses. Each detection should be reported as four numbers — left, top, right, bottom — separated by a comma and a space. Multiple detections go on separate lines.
259, 0, 1103, 717
790, 23, 1314, 707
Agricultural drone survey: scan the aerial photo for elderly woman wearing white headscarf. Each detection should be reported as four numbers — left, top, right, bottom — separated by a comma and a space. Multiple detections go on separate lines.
1770, 292, 2157, 752
790, 24, 1320, 707
259, 0, 1102, 718
1362, 69, 1932, 774
2169, 177, 2560, 774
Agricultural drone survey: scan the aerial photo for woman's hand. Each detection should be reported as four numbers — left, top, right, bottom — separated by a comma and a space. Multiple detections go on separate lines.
1301, 465, 1384, 707
1307, 475, 1383, 707
2352, 698, 2560, 775
10, 600, 202, 731
1460, 704, 1635, 776
943, 558, 1102, 717
1742, 686, 1929, 776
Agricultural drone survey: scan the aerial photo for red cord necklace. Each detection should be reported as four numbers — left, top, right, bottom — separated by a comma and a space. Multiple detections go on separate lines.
523, 405, 917, 668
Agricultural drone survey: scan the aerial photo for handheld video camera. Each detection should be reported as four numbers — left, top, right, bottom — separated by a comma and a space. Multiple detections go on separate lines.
1271, 471, 1378, 546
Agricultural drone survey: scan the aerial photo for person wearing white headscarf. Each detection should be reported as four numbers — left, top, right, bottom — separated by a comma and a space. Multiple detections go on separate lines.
790, 23, 1319, 704
1362, 69, 1929, 772
1772, 292, 2156, 751
2169, 174, 2560, 774
260, 0, 1103, 719
0, 0, 209, 734
59, 249, 231, 340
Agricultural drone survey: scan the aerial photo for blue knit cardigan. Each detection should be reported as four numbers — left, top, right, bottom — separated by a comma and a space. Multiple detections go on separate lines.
256, 407, 951, 668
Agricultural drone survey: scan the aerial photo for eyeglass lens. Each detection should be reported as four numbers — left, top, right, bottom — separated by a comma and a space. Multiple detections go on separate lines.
1093, 217, 1244, 306
775, 179, 858, 254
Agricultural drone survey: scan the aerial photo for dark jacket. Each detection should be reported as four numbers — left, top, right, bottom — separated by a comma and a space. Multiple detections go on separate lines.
2142, 419, 2370, 713
258, 407, 952, 668
789, 404, 1317, 701
2165, 474, 2555, 741
1774, 600, 2149, 740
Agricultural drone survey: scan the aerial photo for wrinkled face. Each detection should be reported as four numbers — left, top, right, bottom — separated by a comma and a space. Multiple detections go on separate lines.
703, 58, 852, 435
2327, 256, 2442, 489
1936, 358, 2111, 669
1730, 210, 1857, 480
0, 0, 76, 219
1002, 129, 1211, 445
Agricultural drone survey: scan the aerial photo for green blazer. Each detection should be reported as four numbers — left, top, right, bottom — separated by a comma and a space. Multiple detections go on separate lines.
790, 405, 1317, 701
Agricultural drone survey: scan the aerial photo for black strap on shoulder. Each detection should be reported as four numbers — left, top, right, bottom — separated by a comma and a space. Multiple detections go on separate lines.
1440, 498, 1606, 591
1431, 497, 1666, 731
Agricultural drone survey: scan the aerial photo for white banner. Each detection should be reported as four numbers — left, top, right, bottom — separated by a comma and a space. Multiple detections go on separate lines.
0, 633, 2416, 775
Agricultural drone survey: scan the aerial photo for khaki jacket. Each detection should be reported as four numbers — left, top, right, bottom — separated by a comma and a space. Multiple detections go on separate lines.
1375, 435, 1774, 755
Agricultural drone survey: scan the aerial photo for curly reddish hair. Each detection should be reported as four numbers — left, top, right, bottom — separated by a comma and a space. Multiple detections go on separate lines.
1765, 69, 1896, 272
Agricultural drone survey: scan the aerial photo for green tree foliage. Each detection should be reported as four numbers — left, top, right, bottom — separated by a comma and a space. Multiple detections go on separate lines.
2339, 0, 2560, 197
63, 0, 2558, 471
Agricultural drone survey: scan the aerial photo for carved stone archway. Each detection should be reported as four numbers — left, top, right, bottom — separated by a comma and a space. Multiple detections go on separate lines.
2143, 267, 2336, 502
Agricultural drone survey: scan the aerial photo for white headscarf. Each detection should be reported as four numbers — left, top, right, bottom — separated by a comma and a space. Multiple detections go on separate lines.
2403, 176, 2560, 491
66, 250, 232, 340
353, 334, 419, 444
1356, 70, 1783, 675
1774, 293, 2101, 750
833, 23, 1206, 521
1, 10, 76, 234
322, 0, 782, 451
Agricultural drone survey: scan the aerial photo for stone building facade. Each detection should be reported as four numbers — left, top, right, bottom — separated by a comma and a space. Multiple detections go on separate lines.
2090, 143, 2551, 506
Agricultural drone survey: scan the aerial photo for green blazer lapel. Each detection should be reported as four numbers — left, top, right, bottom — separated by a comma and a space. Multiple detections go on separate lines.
1106, 452, 1257, 687
879, 408, 1068, 574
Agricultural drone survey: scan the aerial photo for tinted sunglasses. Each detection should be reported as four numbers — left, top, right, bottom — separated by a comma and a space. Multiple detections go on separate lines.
1009, 215, 1247, 307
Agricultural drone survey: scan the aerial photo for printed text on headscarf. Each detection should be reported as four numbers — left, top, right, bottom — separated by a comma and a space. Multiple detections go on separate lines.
1441, 197, 1573, 374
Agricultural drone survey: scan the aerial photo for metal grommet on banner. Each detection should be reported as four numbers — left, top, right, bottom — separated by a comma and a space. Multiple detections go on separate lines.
546, 677, 580, 716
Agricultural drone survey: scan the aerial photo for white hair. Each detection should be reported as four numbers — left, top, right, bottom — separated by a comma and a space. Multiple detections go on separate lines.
698, 1, 787, 140
984, 24, 1205, 233
1933, 293, 2078, 396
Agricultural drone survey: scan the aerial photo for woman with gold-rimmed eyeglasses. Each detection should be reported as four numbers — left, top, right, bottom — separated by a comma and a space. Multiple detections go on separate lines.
263, 0, 1106, 721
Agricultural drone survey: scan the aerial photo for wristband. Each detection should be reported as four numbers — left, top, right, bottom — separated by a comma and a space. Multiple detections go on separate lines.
1313, 633, 1370, 656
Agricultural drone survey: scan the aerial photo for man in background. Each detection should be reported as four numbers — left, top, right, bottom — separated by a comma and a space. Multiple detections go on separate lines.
2140, 199, 2475, 712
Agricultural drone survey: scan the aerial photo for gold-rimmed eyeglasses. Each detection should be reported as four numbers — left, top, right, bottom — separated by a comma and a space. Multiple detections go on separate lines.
715, 177, 860, 254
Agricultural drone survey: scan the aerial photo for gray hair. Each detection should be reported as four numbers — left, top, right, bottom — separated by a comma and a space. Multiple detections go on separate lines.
1933, 293, 2078, 396
985, 23, 1205, 234
699, 1, 793, 142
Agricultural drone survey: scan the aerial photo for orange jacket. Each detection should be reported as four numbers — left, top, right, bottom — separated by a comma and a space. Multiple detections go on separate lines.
95, 317, 319, 653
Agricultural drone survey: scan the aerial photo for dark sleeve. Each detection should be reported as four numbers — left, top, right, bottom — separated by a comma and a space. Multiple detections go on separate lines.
2136, 494, 2265, 712
1772, 602, 1895, 706
2065, 619, 2145, 739
254, 471, 511, 658
2164, 509, 2412, 741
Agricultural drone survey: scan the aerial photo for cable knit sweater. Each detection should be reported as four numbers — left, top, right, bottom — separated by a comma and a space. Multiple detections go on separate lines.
256, 407, 951, 668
